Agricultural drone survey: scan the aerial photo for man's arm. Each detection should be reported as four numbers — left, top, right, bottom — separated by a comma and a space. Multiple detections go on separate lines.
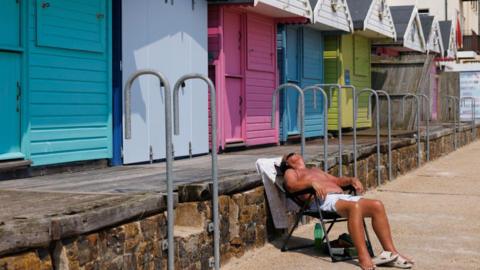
284, 170, 329, 199
334, 176, 364, 194
335, 176, 355, 187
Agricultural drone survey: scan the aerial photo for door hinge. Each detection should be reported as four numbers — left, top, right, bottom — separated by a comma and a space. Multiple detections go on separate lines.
149, 145, 153, 164
121, 146, 124, 158
119, 60, 123, 71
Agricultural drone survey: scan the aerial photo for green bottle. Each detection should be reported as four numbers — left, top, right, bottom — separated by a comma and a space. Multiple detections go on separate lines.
314, 223, 324, 250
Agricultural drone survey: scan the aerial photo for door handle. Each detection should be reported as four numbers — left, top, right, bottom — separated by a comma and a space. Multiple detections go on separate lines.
41, 1, 50, 8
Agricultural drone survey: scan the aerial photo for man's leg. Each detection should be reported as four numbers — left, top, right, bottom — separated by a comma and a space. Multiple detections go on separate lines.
335, 200, 374, 269
357, 199, 397, 253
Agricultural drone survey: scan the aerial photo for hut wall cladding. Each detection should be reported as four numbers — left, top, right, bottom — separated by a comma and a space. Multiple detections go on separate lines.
208, 6, 279, 148
438, 72, 460, 122
27, 0, 112, 166
371, 54, 435, 130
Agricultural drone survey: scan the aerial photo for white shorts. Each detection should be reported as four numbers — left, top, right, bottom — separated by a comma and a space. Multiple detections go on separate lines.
310, 193, 363, 213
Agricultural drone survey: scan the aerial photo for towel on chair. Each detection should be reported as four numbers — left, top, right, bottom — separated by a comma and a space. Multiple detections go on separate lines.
255, 157, 299, 229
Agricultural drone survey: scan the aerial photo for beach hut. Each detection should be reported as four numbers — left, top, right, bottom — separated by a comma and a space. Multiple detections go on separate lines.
208, 1, 312, 150
0, 0, 112, 168
277, 0, 353, 142
376, 5, 426, 53
323, 0, 396, 130
420, 15, 444, 121
439, 21, 457, 59
117, 0, 209, 164
420, 15, 444, 56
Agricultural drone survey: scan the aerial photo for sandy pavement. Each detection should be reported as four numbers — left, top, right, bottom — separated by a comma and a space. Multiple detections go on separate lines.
223, 141, 480, 270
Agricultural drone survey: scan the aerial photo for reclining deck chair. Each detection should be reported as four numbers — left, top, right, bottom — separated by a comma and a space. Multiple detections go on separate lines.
277, 173, 375, 262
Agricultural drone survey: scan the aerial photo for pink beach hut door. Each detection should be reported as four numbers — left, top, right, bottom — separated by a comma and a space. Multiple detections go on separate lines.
224, 11, 244, 143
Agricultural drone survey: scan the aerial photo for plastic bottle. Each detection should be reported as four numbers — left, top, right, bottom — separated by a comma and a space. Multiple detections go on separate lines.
314, 223, 324, 250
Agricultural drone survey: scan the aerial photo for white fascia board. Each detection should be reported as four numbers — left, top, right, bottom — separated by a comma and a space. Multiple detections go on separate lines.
363, 0, 397, 40
255, 0, 312, 18
403, 7, 426, 52
312, 0, 353, 32
432, 17, 445, 56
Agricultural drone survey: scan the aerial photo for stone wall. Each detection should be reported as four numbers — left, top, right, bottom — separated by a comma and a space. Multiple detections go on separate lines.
0, 127, 478, 270
0, 188, 266, 270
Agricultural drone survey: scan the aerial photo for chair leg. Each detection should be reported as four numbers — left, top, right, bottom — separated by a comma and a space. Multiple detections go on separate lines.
313, 197, 338, 262
281, 211, 304, 252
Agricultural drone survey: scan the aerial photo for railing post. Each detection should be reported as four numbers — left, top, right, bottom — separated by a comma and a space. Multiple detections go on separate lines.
123, 69, 175, 270
355, 89, 381, 186
173, 74, 220, 270
271, 84, 305, 156
377, 90, 392, 180
303, 86, 329, 172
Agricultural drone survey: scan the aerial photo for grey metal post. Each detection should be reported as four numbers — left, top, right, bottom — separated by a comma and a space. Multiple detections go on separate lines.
173, 74, 220, 270
377, 90, 392, 180
417, 94, 431, 161
445, 96, 458, 149
355, 89, 381, 186
123, 69, 175, 270
303, 86, 329, 172
315, 84, 356, 177
271, 83, 305, 156
343, 85, 357, 177
401, 94, 421, 166
460, 97, 476, 139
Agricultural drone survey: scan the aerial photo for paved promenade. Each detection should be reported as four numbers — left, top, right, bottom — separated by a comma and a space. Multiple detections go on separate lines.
223, 141, 480, 270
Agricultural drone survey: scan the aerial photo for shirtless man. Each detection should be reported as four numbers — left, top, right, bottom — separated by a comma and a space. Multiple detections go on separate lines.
280, 152, 413, 270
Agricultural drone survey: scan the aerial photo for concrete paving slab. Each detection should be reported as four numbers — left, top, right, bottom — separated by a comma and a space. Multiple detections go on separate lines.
222, 141, 480, 270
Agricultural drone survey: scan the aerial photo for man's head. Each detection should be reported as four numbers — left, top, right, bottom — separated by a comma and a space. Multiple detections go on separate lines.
278, 152, 305, 175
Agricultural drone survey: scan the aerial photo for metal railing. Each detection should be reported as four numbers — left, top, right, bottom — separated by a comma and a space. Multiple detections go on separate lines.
400, 93, 421, 167
460, 97, 477, 139
377, 90, 392, 180
444, 96, 459, 149
173, 74, 220, 270
123, 69, 175, 270
354, 89, 381, 186
314, 84, 356, 177
302, 86, 329, 171
417, 94, 430, 161
271, 84, 305, 156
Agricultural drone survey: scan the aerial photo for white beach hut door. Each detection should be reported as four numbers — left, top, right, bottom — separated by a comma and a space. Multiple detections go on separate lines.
122, 0, 208, 164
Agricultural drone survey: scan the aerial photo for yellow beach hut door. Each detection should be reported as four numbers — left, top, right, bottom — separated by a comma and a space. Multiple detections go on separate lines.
0, 1, 22, 160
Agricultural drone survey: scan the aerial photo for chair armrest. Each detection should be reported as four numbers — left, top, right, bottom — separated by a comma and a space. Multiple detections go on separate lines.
285, 187, 315, 198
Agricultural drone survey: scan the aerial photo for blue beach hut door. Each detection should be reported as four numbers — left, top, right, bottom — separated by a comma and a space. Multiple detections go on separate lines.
302, 27, 324, 139
280, 26, 324, 142
0, 1, 22, 160
282, 26, 301, 141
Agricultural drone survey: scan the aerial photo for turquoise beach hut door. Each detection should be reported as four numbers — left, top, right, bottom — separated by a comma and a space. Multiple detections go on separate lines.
0, 1, 22, 160
279, 26, 324, 142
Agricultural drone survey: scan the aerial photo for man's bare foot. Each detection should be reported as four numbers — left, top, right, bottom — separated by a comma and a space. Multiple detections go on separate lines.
359, 258, 376, 270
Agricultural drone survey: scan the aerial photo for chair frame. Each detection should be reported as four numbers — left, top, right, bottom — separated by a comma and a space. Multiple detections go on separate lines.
281, 185, 374, 262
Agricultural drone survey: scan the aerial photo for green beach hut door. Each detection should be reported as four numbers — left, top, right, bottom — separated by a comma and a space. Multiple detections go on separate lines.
0, 1, 22, 160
